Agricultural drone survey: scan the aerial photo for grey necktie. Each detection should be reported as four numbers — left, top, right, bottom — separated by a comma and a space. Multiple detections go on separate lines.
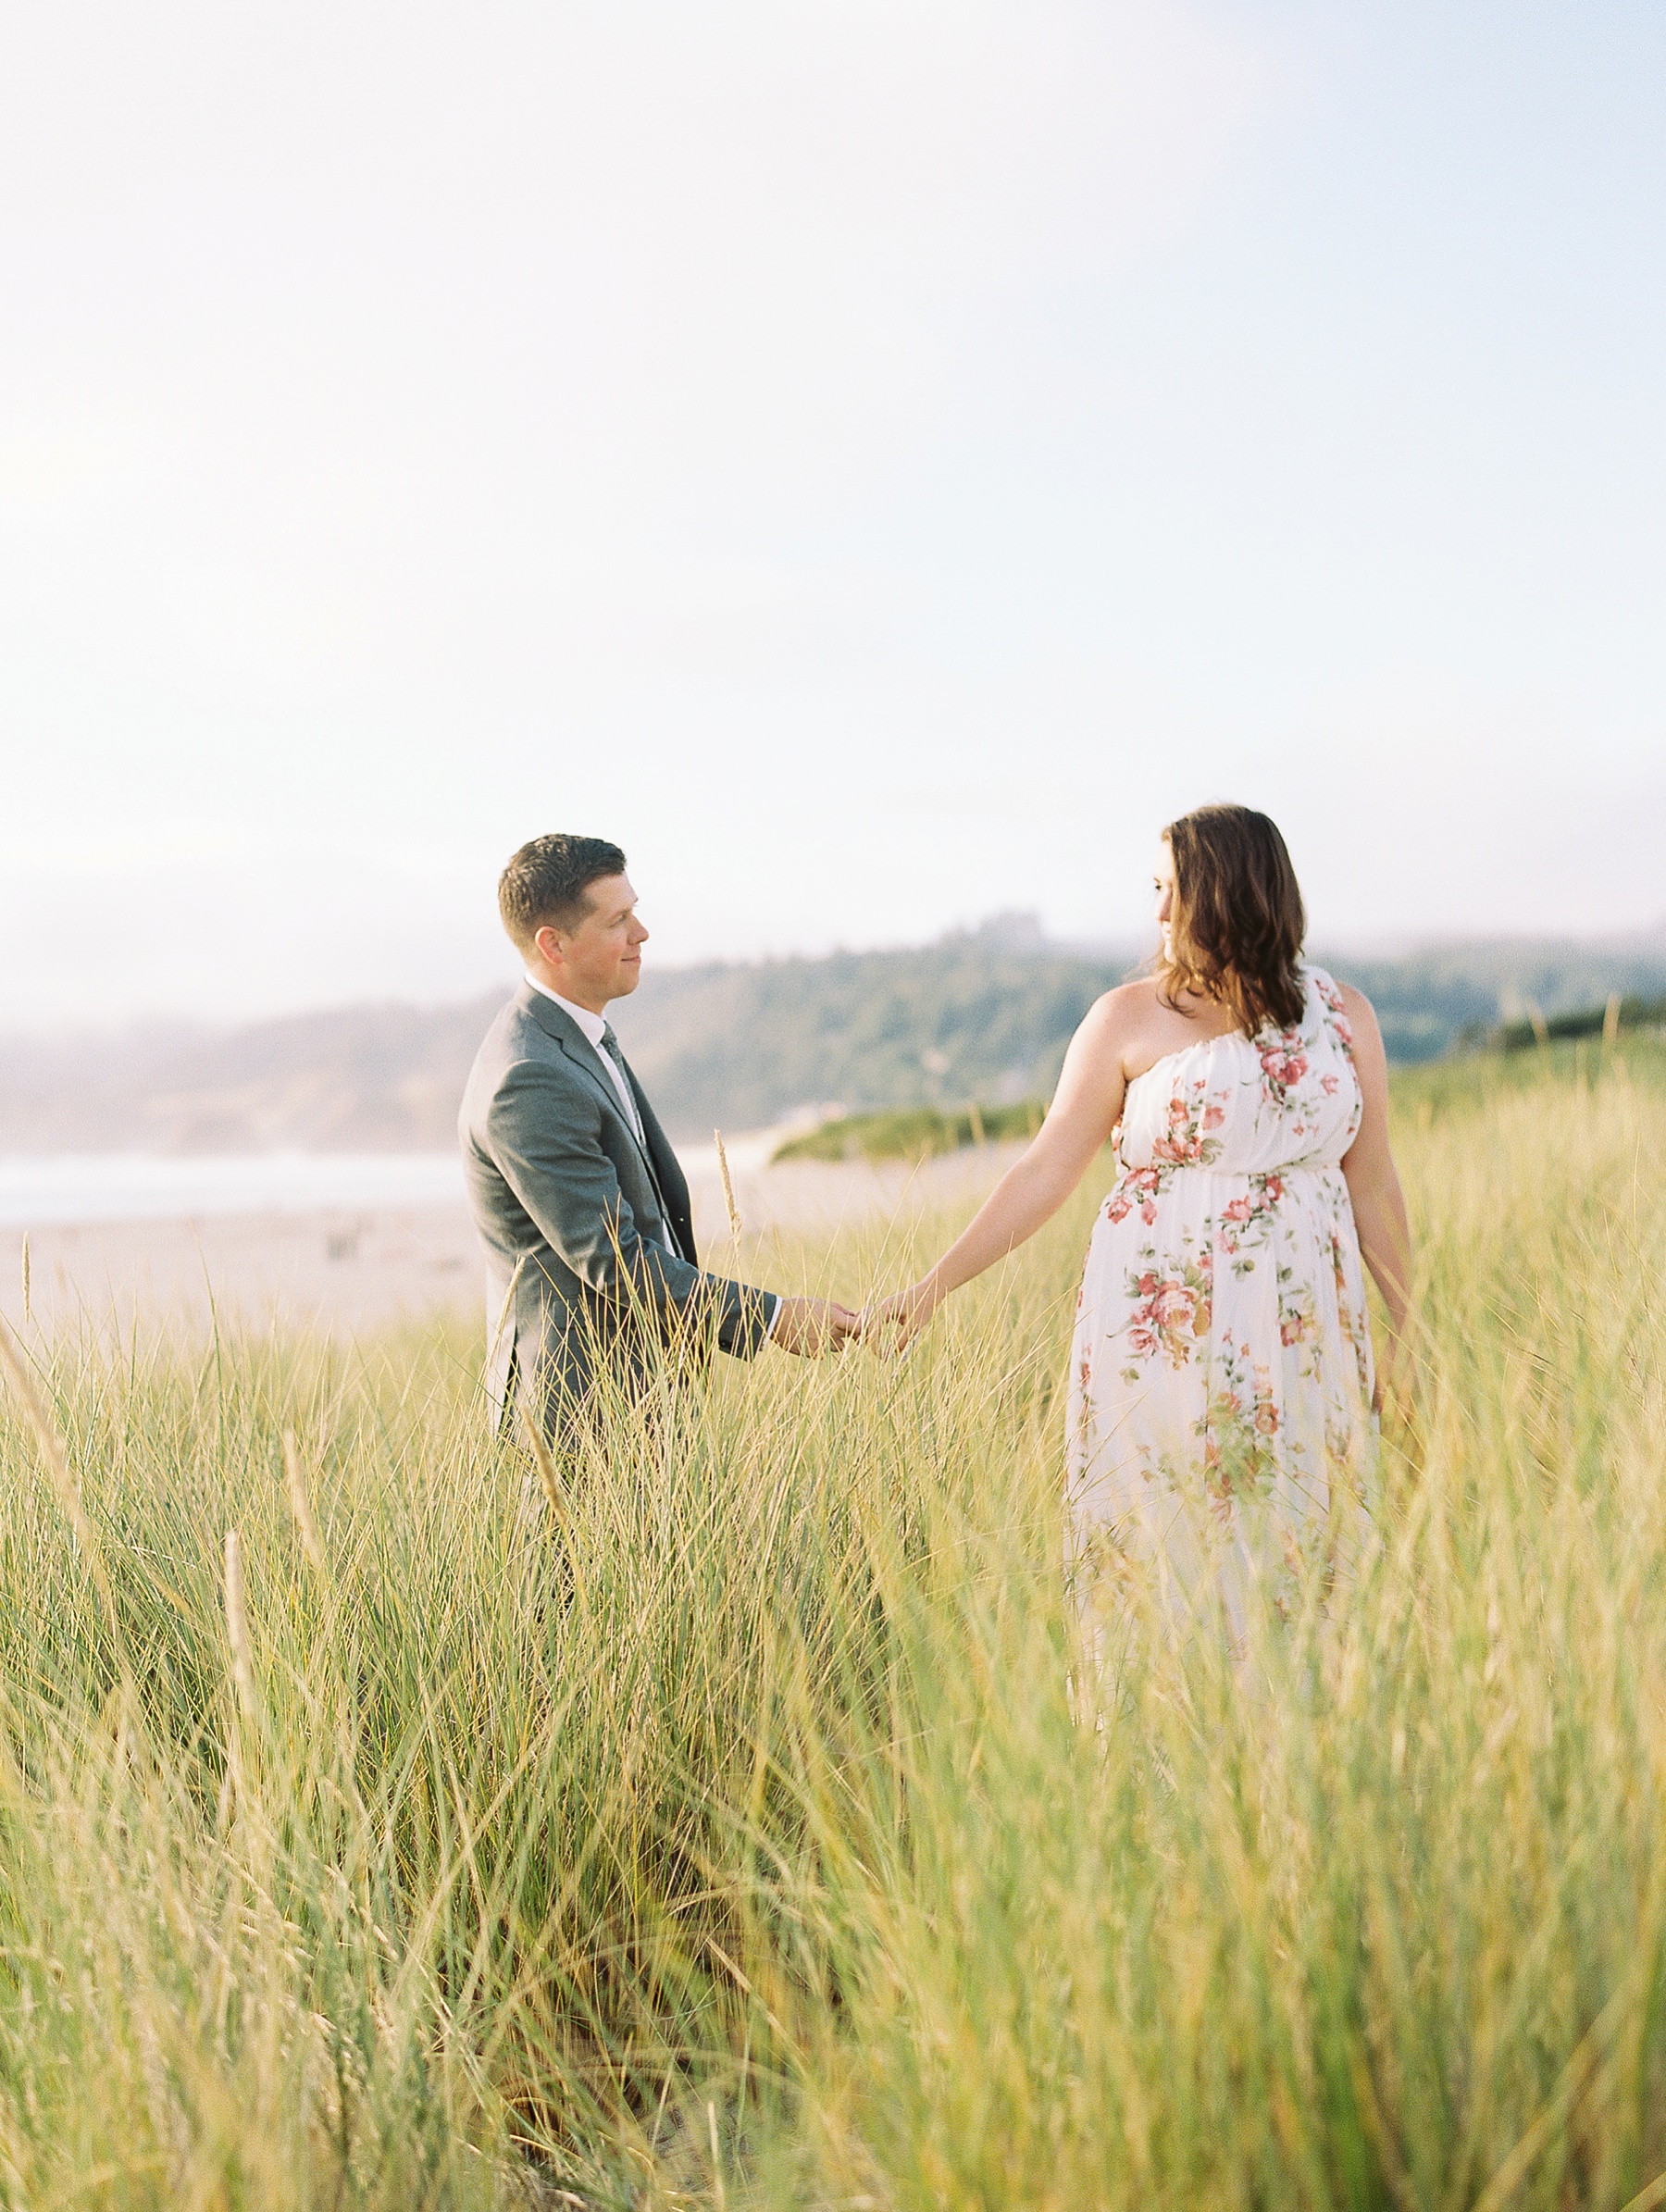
597, 1024, 646, 1143
600, 1026, 685, 1261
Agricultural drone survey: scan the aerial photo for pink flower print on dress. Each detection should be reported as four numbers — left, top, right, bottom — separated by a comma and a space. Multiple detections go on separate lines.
1150, 1079, 1228, 1170
1191, 1342, 1283, 1513
1123, 1259, 1212, 1369
1216, 1174, 1286, 1272
1278, 1283, 1323, 1373
1258, 1034, 1310, 1108
1106, 1164, 1165, 1226
1068, 962, 1378, 1619
1313, 972, 1356, 1055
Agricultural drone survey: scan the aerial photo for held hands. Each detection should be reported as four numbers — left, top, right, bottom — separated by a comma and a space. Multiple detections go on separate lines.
771, 1295, 861, 1357
855, 1275, 943, 1353
770, 1278, 947, 1358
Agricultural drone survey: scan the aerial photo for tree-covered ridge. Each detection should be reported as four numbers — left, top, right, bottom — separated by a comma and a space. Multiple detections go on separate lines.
613, 925, 1666, 1133
1, 922, 1662, 1149
613, 920, 1134, 1134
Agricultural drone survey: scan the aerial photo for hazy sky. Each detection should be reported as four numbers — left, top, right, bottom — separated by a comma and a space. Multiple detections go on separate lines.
5, 2, 1663, 1026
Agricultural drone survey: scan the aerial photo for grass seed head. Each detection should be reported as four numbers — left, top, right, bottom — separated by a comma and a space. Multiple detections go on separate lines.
280, 1428, 327, 1578
715, 1127, 743, 1240
223, 1527, 255, 1719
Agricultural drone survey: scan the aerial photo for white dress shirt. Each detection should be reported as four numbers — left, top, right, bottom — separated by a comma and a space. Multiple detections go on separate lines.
523, 972, 781, 1338
524, 975, 645, 1138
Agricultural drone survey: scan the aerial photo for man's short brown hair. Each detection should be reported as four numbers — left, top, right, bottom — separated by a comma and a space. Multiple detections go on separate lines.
498, 834, 627, 952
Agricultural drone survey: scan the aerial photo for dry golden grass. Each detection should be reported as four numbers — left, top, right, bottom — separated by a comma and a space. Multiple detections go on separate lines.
0, 1043, 1663, 2208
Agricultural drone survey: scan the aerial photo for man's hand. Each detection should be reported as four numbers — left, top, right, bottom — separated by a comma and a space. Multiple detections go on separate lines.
856, 1277, 943, 1353
771, 1296, 860, 1356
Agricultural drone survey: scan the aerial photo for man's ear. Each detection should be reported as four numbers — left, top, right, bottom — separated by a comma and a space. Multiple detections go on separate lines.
532, 922, 565, 966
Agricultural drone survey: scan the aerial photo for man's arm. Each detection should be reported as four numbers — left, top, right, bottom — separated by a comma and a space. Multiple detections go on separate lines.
487, 1063, 849, 1357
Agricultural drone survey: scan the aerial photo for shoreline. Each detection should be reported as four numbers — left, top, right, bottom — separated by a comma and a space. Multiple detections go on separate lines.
0, 1144, 1021, 1345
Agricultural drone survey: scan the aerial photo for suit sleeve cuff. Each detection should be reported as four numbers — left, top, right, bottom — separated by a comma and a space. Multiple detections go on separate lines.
763, 1291, 783, 1340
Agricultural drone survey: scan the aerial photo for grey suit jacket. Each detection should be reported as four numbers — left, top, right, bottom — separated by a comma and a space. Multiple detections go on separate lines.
458, 983, 778, 1432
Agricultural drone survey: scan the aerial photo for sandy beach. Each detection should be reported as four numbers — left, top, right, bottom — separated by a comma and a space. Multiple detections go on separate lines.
0, 1141, 1020, 1346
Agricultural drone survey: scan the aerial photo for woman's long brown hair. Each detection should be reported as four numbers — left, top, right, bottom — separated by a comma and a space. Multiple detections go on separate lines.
1157, 803, 1306, 1036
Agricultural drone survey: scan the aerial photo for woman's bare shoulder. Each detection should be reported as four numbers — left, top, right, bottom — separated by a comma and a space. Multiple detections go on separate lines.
1333, 981, 1386, 1062
1333, 979, 1380, 1028
1079, 977, 1162, 1036
1067, 980, 1167, 1079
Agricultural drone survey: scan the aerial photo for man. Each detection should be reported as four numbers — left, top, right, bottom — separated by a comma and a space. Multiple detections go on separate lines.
460, 833, 856, 1437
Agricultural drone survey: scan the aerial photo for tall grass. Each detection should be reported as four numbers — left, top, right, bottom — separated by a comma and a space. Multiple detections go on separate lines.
2, 1047, 1665, 2208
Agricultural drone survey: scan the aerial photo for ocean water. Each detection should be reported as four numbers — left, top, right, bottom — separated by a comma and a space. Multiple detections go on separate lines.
0, 1139, 771, 1231
0, 1153, 469, 1228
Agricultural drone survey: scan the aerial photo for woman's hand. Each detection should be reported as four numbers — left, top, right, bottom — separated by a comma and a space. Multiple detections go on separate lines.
858, 1276, 943, 1352
852, 991, 1131, 1351
1372, 1332, 1418, 1429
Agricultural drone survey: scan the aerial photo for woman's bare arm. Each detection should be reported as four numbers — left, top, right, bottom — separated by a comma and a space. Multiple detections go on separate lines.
861, 988, 1138, 1346
1336, 985, 1413, 1388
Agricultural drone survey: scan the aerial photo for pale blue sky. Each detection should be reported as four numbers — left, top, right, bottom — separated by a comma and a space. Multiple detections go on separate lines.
3, 2, 1662, 1025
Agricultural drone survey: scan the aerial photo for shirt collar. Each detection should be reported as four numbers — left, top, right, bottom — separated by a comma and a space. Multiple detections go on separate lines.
524, 974, 608, 1048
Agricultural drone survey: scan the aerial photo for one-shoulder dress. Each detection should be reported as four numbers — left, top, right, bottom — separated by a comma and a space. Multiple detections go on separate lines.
1065, 964, 1377, 1640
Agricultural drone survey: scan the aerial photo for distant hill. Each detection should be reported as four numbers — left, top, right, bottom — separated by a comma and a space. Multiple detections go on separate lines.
616, 927, 1666, 1125
1321, 941, 1666, 1063
0, 999, 504, 1155
3, 920, 1664, 1152
610, 917, 1138, 1134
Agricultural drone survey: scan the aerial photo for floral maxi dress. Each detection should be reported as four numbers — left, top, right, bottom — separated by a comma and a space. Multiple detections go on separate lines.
1065, 965, 1377, 1641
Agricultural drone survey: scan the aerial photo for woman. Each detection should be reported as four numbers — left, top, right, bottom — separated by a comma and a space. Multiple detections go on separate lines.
864, 804, 1412, 1640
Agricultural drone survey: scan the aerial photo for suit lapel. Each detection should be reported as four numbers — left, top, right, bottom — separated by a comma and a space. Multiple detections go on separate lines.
521, 988, 657, 1166
517, 986, 689, 1258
